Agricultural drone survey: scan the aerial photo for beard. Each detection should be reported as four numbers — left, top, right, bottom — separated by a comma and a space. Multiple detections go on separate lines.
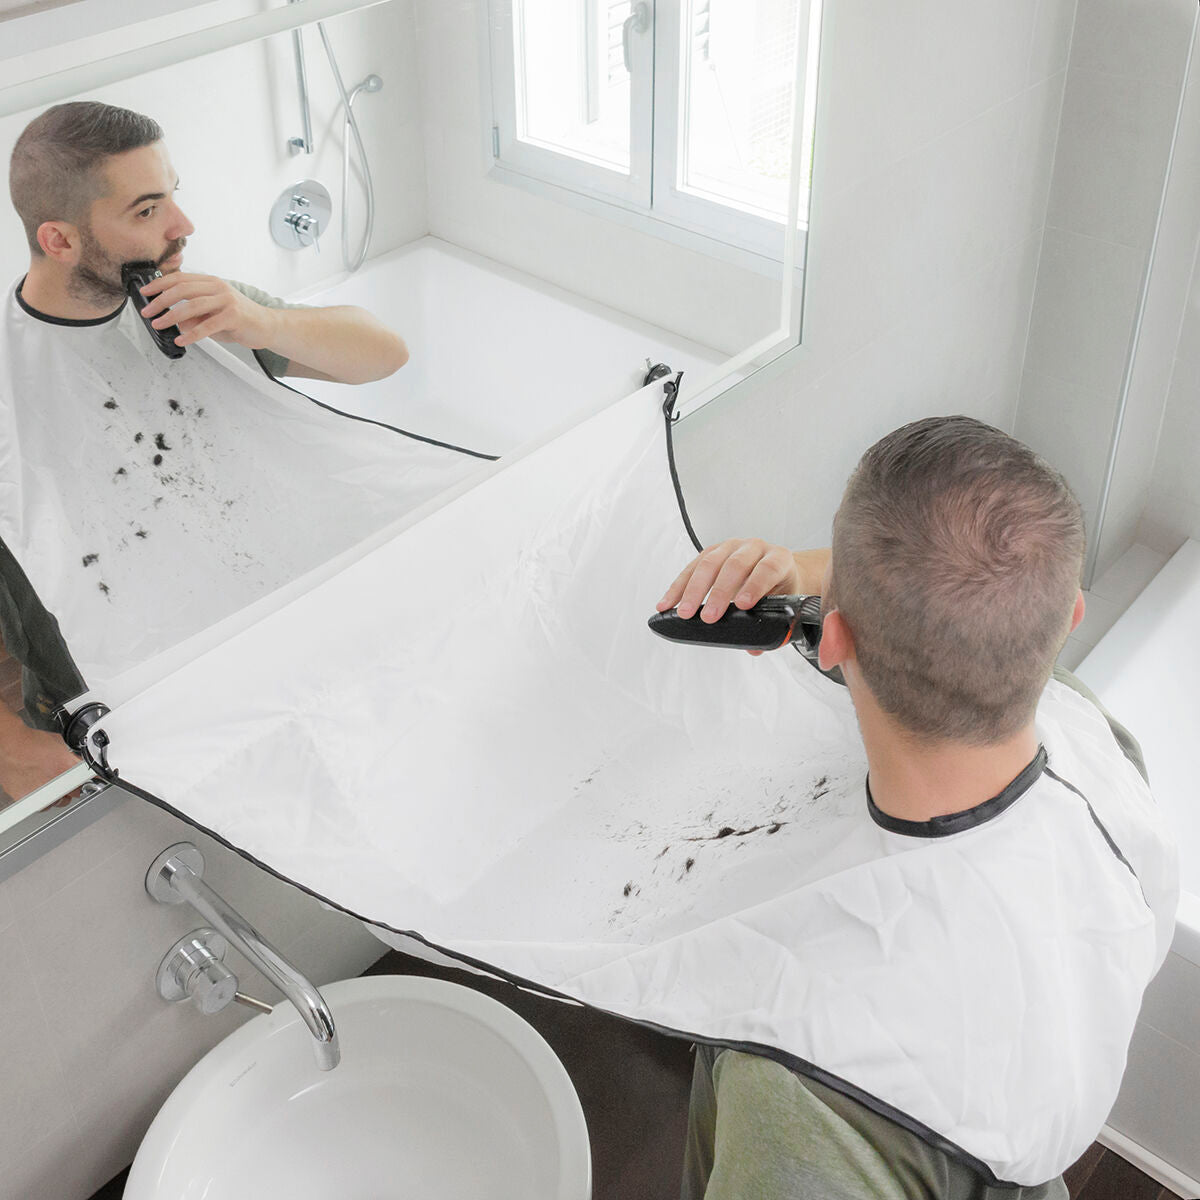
67, 228, 188, 307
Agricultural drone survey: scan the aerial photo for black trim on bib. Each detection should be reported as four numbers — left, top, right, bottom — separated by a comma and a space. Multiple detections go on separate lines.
866, 746, 1047, 838
14, 277, 125, 327
1044, 765, 1146, 903
250, 349, 500, 462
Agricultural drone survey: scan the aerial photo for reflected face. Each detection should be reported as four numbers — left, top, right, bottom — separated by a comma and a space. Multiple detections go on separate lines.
69, 141, 195, 306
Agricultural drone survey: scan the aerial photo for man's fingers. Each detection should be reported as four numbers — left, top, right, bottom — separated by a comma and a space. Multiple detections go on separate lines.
658, 539, 802, 626
701, 541, 776, 620
138, 274, 220, 316
674, 542, 747, 619
733, 550, 798, 608
151, 294, 222, 329
173, 313, 227, 346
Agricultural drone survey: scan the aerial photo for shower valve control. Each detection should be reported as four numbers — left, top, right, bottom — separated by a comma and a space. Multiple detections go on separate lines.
270, 179, 331, 253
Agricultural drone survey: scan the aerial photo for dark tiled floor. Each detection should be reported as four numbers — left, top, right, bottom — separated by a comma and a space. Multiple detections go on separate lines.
88, 948, 1186, 1199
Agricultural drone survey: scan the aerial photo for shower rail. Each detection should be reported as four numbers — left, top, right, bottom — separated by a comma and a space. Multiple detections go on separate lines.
0, 0, 388, 118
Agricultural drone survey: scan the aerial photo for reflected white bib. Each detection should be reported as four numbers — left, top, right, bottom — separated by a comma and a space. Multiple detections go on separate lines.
0, 280, 484, 695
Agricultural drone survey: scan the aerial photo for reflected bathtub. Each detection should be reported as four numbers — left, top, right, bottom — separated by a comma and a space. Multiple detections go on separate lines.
1077, 538, 1200, 1195
291, 236, 730, 457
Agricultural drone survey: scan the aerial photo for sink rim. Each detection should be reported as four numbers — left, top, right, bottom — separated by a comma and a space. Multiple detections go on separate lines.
125, 972, 592, 1199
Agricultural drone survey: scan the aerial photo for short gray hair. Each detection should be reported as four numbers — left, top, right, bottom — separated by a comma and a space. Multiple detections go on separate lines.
830, 416, 1085, 745
9, 101, 163, 254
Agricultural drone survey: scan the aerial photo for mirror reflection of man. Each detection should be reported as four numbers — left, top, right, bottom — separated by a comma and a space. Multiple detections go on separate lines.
0, 100, 413, 803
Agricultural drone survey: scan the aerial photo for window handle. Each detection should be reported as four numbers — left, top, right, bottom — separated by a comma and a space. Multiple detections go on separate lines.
622, 2, 651, 73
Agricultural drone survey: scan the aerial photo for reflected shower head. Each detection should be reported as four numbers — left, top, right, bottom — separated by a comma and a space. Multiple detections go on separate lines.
348, 74, 383, 105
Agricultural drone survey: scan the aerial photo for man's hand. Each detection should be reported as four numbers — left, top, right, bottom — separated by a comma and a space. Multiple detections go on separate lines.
137, 273, 273, 350
657, 539, 831, 622
136, 274, 408, 384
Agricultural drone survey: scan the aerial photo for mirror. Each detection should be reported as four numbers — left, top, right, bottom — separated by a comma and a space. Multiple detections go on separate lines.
0, 0, 821, 827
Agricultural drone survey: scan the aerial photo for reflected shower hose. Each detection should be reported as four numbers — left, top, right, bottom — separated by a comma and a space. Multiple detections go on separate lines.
317, 22, 378, 273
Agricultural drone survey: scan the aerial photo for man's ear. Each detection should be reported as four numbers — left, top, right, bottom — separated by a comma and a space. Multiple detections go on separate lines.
36, 221, 81, 263
1069, 589, 1085, 635
818, 609, 854, 672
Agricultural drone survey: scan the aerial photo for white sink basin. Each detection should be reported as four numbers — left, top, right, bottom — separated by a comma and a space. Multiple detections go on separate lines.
124, 974, 592, 1199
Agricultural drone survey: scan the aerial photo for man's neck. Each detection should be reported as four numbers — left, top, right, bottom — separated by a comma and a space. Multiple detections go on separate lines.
20, 261, 122, 322
856, 690, 1040, 823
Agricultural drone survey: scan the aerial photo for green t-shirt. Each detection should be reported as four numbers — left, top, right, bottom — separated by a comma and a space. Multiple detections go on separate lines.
226, 279, 311, 379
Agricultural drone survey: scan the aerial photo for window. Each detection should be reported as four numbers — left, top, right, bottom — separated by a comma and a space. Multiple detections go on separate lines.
488, 0, 821, 262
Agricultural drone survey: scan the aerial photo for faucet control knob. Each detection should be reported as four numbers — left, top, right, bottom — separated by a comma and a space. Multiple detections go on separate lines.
157, 929, 239, 1014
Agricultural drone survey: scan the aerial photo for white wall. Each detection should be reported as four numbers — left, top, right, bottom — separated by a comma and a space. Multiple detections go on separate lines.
1137, 31, 1200, 559
673, 0, 1077, 551
1012, 0, 1197, 576
412, 0, 781, 357
0, 0, 427, 298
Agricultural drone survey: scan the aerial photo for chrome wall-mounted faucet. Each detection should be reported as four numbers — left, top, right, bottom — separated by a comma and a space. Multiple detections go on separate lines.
146, 842, 340, 1070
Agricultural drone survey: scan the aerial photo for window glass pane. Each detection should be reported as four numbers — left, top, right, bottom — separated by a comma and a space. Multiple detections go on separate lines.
679, 0, 804, 220
514, 0, 631, 173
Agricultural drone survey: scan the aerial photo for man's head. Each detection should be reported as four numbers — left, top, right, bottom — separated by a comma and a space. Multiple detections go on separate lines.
10, 102, 192, 305
824, 416, 1085, 746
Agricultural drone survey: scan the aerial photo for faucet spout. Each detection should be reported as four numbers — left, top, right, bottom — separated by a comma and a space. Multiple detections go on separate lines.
148, 843, 341, 1070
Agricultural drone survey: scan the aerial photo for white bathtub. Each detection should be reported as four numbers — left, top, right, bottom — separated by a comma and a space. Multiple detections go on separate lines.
1077, 538, 1200, 1195
290, 236, 731, 457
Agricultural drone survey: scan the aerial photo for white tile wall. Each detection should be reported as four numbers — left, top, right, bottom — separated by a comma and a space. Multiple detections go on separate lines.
1047, 67, 1186, 250
1015, 367, 1116, 539
1094, 6, 1200, 578
1056, 540, 1166, 672
1021, 228, 1145, 399
1014, 0, 1199, 581
1068, 0, 1196, 85
1138, 54, 1200, 557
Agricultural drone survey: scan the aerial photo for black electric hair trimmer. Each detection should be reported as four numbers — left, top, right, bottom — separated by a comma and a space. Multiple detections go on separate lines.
648, 594, 845, 684
648, 594, 824, 654
121, 261, 186, 360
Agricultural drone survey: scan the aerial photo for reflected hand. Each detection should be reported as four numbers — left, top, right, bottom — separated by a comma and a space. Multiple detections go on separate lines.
0, 725, 79, 806
136, 273, 275, 350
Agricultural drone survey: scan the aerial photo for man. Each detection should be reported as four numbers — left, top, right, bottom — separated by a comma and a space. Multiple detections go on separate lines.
657, 416, 1177, 1199
0, 101, 430, 801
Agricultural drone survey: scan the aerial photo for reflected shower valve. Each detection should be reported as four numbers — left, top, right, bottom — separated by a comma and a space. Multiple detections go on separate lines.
270, 179, 332, 252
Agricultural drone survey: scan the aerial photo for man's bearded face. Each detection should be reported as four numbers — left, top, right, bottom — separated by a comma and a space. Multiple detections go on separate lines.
68, 223, 187, 308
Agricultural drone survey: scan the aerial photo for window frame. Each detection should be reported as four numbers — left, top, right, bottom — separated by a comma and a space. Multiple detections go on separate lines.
486, 0, 816, 270
488, 0, 654, 209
